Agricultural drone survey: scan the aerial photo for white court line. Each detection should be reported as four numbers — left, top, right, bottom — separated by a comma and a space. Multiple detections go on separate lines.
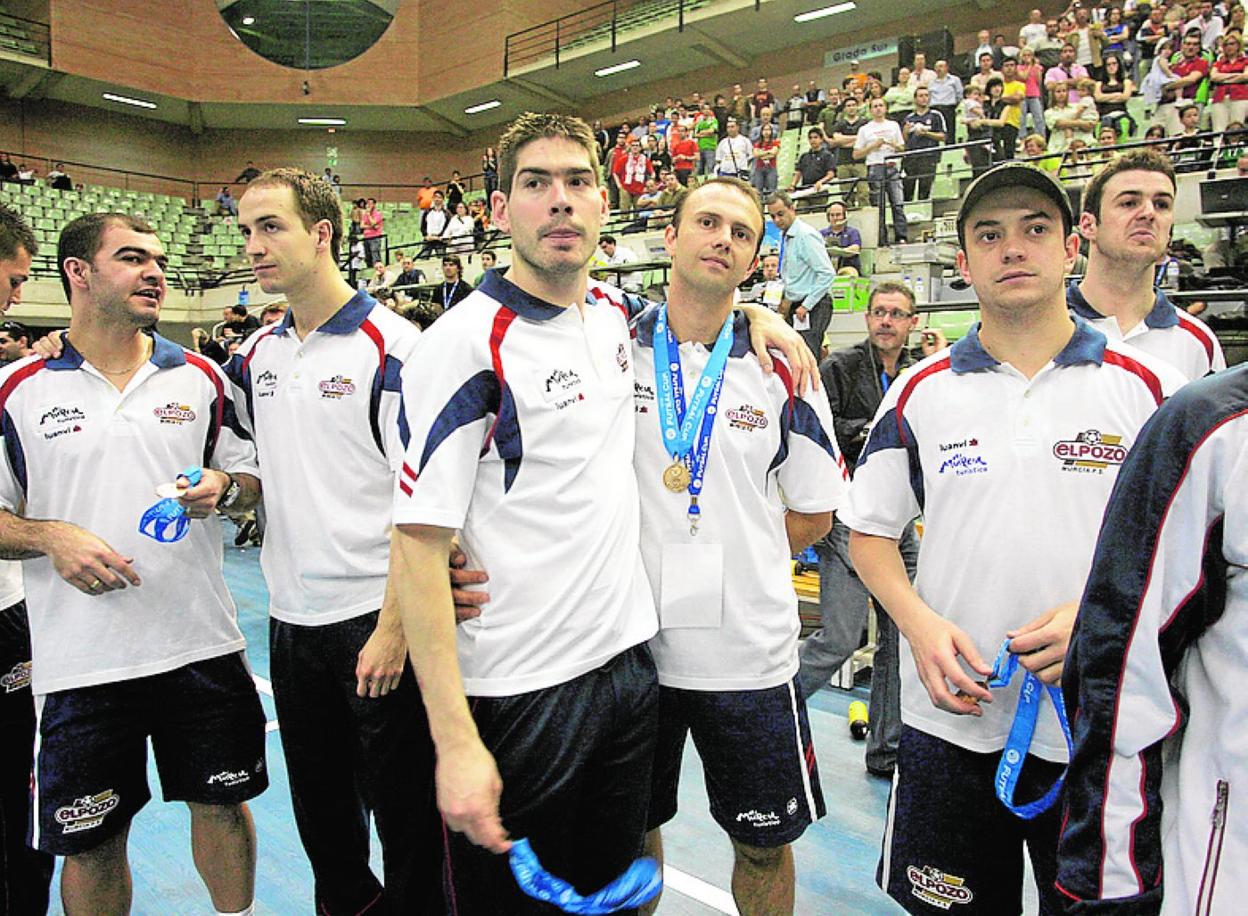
664, 865, 738, 915
252, 674, 279, 731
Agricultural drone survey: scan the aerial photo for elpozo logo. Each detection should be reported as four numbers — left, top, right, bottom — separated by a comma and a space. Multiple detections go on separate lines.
1, 660, 31, 693
1052, 429, 1126, 473
55, 790, 121, 834
153, 402, 196, 425
727, 404, 768, 432
906, 865, 974, 910
318, 375, 356, 399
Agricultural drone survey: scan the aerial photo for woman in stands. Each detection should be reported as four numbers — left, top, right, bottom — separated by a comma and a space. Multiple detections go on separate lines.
647, 133, 672, 175
961, 84, 994, 177
751, 121, 780, 195
481, 146, 498, 198
444, 200, 474, 255
1095, 53, 1136, 138
883, 66, 914, 127
982, 77, 1012, 163
1018, 46, 1047, 139
1022, 133, 1062, 173
1210, 31, 1248, 134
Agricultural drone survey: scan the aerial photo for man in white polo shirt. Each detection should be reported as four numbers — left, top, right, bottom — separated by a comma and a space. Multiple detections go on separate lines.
0, 203, 53, 915
232, 169, 439, 915
0, 213, 265, 916
1067, 148, 1225, 382
843, 165, 1186, 915
632, 178, 847, 915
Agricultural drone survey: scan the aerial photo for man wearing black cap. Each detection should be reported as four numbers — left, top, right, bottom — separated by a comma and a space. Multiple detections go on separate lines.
839, 163, 1187, 915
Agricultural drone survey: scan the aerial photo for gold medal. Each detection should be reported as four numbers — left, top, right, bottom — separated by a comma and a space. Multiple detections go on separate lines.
663, 460, 691, 492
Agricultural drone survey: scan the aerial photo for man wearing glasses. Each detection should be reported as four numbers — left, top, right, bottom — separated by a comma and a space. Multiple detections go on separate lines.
796, 280, 943, 776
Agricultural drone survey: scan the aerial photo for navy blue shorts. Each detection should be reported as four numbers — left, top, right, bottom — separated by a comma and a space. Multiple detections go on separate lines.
649, 677, 824, 847
878, 726, 1065, 915
31, 652, 268, 855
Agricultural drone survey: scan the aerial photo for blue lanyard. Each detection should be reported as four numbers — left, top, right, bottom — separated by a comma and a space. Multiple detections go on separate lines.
777, 232, 786, 271
510, 837, 661, 913
138, 466, 202, 544
654, 304, 734, 525
986, 637, 1073, 820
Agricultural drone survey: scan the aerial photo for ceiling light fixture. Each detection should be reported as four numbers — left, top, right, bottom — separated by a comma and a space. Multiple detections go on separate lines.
242, 16, 255, 25
464, 100, 502, 114
595, 59, 642, 77
102, 92, 157, 109
297, 117, 347, 126
794, 2, 857, 23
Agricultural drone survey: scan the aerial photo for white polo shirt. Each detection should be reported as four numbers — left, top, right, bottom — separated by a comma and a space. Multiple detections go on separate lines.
841, 319, 1187, 761
0, 335, 258, 695
393, 270, 657, 697
230, 292, 420, 625
633, 310, 848, 690
0, 560, 20, 610
1067, 283, 1226, 382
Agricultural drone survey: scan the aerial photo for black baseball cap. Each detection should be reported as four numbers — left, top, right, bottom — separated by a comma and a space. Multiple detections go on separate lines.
956, 162, 1073, 247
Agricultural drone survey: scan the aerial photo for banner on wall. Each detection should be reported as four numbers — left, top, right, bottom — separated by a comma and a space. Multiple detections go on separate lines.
824, 39, 897, 68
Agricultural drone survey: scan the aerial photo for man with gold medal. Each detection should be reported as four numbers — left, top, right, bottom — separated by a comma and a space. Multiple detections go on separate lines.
632, 177, 848, 915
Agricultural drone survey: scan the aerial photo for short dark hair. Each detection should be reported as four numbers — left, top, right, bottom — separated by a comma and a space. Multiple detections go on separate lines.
764, 189, 795, 210
670, 177, 765, 256
441, 254, 463, 269
497, 112, 600, 196
228, 304, 249, 318
0, 204, 37, 263
58, 213, 157, 301
599, 234, 617, 246
1083, 147, 1176, 220
868, 280, 917, 311
0, 320, 30, 344
246, 168, 344, 258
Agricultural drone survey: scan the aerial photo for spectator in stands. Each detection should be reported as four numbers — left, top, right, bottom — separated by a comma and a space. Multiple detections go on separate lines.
728, 83, 752, 124
469, 197, 493, 251
1210, 30, 1248, 132
1138, 5, 1174, 73
592, 120, 610, 161
235, 160, 261, 183
748, 106, 781, 142
366, 260, 394, 301
1022, 132, 1062, 173
417, 176, 436, 210
1188, 0, 1225, 50
361, 197, 384, 267
431, 254, 471, 311
1096, 53, 1137, 136
982, 77, 1011, 163
0, 319, 31, 364
792, 127, 838, 195
1032, 17, 1066, 70
693, 102, 720, 176
648, 134, 672, 175
714, 117, 753, 179
1046, 79, 1099, 153
902, 87, 947, 201
884, 67, 916, 127
596, 235, 643, 292
764, 190, 837, 352
751, 121, 780, 195
635, 177, 663, 213
752, 77, 776, 118
830, 97, 871, 208
928, 59, 963, 143
1173, 102, 1216, 169
854, 98, 908, 245
189, 327, 228, 365
994, 31, 1020, 62
1094, 124, 1122, 169
655, 169, 689, 214
46, 162, 72, 191
605, 132, 628, 208
473, 250, 498, 285
1158, 30, 1211, 134
445, 201, 474, 255
418, 191, 448, 258
1045, 42, 1091, 103
820, 200, 862, 274
222, 303, 260, 336
1018, 46, 1047, 138
331, 174, 343, 196
612, 136, 653, 212
908, 53, 934, 91
996, 57, 1027, 161
783, 84, 805, 132
962, 84, 995, 177
711, 99, 730, 142
969, 28, 1001, 71
393, 256, 426, 303
1020, 8, 1048, 48
1069, 4, 1108, 78
1103, 5, 1131, 62
742, 252, 785, 309
971, 51, 1004, 94
670, 125, 698, 186
804, 80, 827, 124
0, 152, 15, 183
15, 164, 34, 185
215, 186, 238, 219
260, 302, 287, 325
846, 59, 869, 91
1217, 120, 1248, 166
481, 146, 499, 200
445, 170, 465, 211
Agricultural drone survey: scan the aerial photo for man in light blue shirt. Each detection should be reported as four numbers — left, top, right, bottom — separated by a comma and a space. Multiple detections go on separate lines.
927, 59, 964, 147
765, 190, 837, 354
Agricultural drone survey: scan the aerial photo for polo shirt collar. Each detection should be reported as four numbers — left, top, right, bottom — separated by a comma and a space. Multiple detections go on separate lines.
949, 316, 1106, 373
479, 269, 566, 322
47, 331, 184, 371
318, 290, 379, 335
1066, 281, 1179, 329
635, 305, 751, 357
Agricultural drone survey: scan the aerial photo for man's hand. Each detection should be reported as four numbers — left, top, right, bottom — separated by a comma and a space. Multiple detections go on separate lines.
920, 328, 948, 356
177, 469, 231, 519
742, 305, 820, 393
437, 739, 512, 853
41, 521, 141, 594
795, 305, 809, 320
31, 329, 66, 360
449, 547, 489, 623
355, 617, 407, 697
1006, 601, 1078, 685
904, 608, 993, 715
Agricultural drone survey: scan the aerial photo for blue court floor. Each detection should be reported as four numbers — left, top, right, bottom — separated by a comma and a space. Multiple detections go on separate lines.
43, 526, 1004, 915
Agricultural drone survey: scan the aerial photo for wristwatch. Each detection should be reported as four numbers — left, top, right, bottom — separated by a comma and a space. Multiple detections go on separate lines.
219, 474, 242, 510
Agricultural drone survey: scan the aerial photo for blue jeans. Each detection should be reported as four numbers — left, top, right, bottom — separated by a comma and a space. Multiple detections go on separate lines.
698, 148, 716, 175
1022, 96, 1047, 138
751, 165, 778, 195
798, 520, 919, 772
867, 163, 907, 244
